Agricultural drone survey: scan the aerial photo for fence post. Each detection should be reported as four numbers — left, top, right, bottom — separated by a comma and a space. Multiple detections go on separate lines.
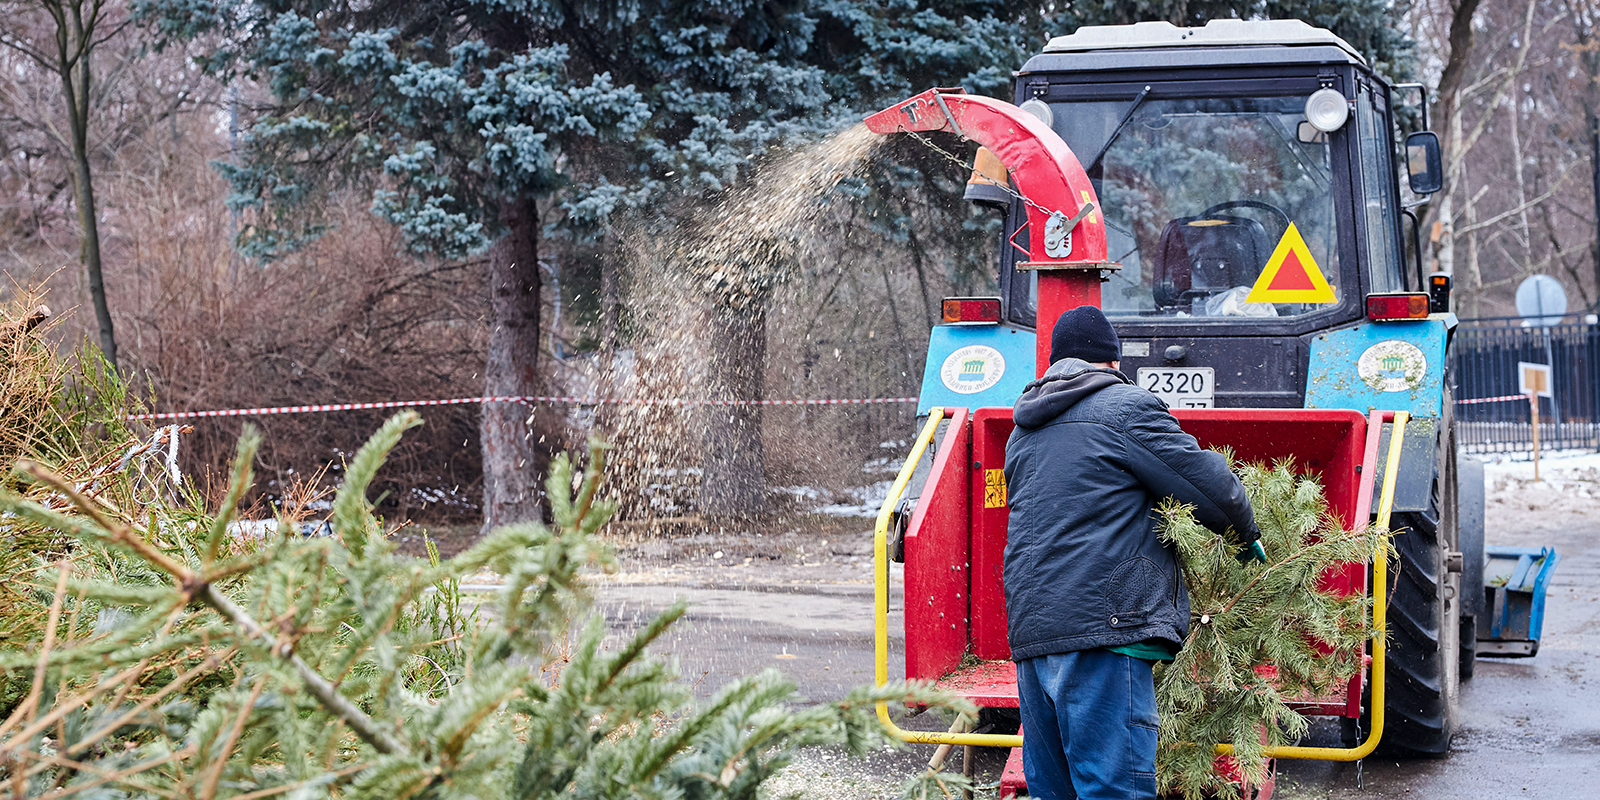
1530, 392, 1541, 481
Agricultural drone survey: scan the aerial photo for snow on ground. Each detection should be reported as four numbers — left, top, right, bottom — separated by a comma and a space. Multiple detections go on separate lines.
811, 480, 893, 518
1477, 447, 1600, 519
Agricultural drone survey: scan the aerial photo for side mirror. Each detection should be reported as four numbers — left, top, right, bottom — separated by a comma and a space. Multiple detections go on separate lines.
1296, 121, 1327, 144
1406, 131, 1443, 195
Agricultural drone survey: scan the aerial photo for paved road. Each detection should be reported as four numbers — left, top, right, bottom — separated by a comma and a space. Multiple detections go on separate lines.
574, 464, 1600, 798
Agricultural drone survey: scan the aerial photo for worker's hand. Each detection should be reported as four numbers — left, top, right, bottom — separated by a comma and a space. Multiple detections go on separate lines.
1235, 540, 1267, 566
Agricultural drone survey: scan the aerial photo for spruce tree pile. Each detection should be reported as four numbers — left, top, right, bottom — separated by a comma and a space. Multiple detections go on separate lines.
0, 413, 972, 799
1153, 458, 1391, 800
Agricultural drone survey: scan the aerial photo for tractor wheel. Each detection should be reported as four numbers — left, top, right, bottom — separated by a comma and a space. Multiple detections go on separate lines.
1459, 614, 1477, 680
1381, 423, 1461, 757
1382, 507, 1458, 756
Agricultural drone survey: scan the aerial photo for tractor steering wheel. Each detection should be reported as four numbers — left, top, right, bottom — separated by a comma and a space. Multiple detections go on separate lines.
1201, 200, 1291, 236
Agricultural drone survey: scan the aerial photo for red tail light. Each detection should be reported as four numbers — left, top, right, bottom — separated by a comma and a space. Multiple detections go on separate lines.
1366, 293, 1430, 321
942, 297, 1002, 324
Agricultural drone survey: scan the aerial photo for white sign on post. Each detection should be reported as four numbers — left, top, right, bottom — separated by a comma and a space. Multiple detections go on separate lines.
1518, 361, 1553, 398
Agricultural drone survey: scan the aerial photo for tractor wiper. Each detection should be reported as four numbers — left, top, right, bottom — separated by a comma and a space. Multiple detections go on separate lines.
1085, 84, 1153, 176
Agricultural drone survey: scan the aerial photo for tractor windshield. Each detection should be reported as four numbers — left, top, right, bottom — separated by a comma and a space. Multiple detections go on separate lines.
1046, 95, 1343, 321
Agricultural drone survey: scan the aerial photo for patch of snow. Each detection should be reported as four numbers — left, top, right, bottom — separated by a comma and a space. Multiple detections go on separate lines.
1478, 448, 1600, 475
1476, 448, 1600, 509
814, 480, 894, 518
228, 519, 335, 539
772, 485, 821, 501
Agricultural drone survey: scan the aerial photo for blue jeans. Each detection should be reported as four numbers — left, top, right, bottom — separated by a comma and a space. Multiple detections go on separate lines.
1016, 649, 1159, 800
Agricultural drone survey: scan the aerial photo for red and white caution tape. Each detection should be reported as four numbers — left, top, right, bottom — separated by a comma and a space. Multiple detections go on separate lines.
127, 395, 920, 421
1455, 394, 1532, 405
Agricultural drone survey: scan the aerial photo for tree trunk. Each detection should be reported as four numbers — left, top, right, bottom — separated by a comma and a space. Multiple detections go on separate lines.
71, 119, 116, 369
1426, 0, 1484, 280
480, 197, 544, 532
698, 296, 767, 518
50, 0, 117, 369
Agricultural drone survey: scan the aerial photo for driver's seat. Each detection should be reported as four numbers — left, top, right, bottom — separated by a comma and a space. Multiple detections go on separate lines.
1151, 215, 1270, 308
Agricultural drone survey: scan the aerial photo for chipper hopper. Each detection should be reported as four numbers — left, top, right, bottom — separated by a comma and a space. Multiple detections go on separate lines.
863, 19, 1494, 797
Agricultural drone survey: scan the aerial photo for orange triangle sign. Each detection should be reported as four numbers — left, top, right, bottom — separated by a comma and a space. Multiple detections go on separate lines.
1246, 222, 1336, 304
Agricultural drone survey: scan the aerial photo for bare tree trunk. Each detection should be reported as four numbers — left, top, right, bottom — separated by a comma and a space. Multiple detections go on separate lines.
480, 197, 544, 532
1428, 0, 1484, 278
69, 100, 115, 367
1431, 0, 1483, 160
698, 295, 766, 518
36, 0, 119, 368
1572, 0, 1600, 306
595, 254, 622, 433
1506, 78, 1532, 275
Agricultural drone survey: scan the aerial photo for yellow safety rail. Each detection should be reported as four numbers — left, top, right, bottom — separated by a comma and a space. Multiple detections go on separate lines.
872, 406, 1411, 761
1219, 408, 1409, 761
873, 408, 1024, 747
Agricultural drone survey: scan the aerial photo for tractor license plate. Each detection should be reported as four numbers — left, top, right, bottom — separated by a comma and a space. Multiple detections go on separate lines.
1137, 367, 1215, 408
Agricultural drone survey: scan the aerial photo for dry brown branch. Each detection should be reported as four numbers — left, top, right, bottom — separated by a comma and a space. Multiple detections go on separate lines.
0, 561, 69, 741
199, 675, 268, 800
66, 647, 238, 758
2, 658, 148, 755
21, 745, 196, 800
16, 460, 191, 581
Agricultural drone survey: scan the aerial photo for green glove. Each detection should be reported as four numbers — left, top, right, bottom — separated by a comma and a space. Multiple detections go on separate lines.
1235, 540, 1267, 566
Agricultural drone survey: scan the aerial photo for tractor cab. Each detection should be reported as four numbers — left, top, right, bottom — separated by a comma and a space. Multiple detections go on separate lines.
982, 19, 1434, 408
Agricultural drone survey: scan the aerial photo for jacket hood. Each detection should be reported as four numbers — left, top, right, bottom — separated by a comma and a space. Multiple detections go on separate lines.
1012, 358, 1130, 430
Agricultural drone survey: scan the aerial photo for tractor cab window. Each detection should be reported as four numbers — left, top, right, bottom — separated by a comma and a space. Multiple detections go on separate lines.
1041, 94, 1344, 322
1356, 84, 1406, 294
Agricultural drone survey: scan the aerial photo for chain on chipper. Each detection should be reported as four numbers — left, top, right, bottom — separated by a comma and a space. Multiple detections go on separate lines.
899, 125, 1090, 259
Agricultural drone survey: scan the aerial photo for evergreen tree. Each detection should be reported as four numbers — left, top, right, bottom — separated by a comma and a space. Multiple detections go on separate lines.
128, 0, 1413, 523
1153, 458, 1391, 800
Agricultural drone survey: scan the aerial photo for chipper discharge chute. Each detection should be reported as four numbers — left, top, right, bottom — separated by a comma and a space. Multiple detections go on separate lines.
865, 19, 1492, 796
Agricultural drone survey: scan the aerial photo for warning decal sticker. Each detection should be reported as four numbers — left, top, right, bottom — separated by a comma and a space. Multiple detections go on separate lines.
984, 469, 1008, 508
1245, 222, 1337, 304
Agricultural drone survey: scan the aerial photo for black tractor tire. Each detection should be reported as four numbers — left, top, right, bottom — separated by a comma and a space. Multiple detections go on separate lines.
1459, 614, 1477, 680
1380, 411, 1462, 757
1383, 506, 1458, 756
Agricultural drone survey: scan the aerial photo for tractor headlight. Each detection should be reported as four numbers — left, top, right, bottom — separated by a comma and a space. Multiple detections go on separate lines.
1019, 98, 1054, 128
1305, 88, 1349, 133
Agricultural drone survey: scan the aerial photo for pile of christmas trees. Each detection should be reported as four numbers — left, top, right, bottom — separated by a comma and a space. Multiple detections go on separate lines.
1154, 457, 1392, 800
0, 416, 975, 800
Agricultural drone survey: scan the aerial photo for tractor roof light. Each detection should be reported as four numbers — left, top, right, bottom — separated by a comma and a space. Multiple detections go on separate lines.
942, 297, 1002, 325
1305, 88, 1349, 133
1019, 98, 1054, 127
1366, 293, 1430, 322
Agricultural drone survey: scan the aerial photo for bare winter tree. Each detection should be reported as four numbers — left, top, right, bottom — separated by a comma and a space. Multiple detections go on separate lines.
1412, 0, 1600, 316
0, 0, 130, 367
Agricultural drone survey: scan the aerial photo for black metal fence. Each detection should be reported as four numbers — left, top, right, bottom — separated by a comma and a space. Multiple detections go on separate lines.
1452, 323, 1600, 453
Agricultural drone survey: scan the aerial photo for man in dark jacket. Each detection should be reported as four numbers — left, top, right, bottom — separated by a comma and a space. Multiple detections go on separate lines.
1005, 305, 1262, 800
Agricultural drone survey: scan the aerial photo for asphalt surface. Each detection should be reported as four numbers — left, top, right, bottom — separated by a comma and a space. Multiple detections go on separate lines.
559, 460, 1600, 798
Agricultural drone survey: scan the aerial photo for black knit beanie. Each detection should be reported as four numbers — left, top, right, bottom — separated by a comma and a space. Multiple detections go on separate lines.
1049, 306, 1120, 364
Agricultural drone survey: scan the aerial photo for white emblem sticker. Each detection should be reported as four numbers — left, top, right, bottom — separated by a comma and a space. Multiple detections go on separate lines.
1357, 341, 1427, 393
940, 345, 1006, 395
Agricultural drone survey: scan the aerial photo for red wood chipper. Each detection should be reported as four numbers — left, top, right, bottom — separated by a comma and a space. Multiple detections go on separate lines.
864, 20, 1487, 797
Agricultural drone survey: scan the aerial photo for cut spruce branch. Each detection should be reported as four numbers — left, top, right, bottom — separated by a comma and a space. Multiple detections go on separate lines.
1153, 459, 1389, 800
13, 454, 411, 758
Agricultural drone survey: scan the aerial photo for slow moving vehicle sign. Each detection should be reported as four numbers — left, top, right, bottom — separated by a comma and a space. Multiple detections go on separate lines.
1245, 222, 1337, 305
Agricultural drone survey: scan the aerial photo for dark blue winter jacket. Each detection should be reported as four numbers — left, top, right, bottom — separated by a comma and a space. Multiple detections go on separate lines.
1003, 358, 1259, 661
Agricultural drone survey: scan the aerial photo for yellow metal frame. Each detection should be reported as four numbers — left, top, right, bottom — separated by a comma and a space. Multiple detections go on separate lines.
872, 406, 1411, 761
